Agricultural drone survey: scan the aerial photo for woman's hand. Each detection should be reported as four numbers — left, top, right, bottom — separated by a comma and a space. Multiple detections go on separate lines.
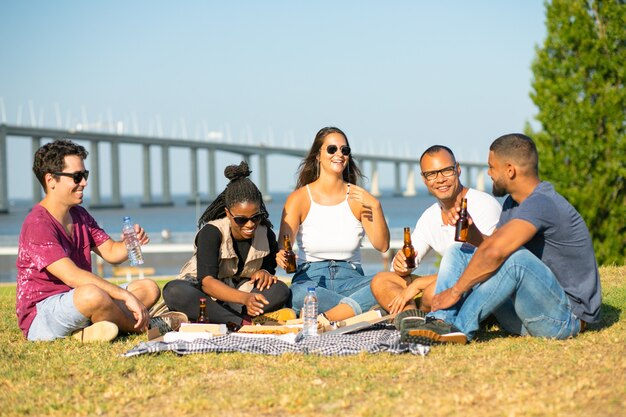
348, 184, 379, 222
348, 184, 390, 252
250, 269, 278, 291
243, 293, 269, 316
275, 249, 288, 270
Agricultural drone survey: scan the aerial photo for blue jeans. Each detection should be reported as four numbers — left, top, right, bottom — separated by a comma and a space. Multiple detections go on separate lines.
430, 243, 583, 341
290, 260, 377, 316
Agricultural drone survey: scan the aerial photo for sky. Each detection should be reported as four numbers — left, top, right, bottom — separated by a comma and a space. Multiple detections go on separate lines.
0, 1, 547, 200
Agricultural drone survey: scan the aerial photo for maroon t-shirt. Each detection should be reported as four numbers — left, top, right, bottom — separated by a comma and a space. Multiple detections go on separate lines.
15, 204, 110, 337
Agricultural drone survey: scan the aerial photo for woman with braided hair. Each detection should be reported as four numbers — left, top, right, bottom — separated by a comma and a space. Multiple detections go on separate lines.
162, 161, 293, 327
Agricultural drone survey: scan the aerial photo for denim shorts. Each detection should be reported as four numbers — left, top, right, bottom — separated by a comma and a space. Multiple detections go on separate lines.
290, 260, 377, 316
27, 283, 129, 341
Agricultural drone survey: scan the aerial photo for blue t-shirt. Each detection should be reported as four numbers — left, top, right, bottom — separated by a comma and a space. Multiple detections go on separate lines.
498, 182, 601, 323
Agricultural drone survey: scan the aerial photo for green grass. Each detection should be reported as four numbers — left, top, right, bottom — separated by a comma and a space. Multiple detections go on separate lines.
1, 267, 625, 417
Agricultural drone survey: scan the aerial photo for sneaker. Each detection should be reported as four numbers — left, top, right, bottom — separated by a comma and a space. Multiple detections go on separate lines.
401, 317, 467, 345
150, 311, 189, 335
71, 321, 119, 343
393, 309, 427, 330
252, 308, 297, 325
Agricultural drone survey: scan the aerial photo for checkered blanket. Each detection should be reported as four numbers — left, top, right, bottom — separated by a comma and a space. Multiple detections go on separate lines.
123, 324, 429, 357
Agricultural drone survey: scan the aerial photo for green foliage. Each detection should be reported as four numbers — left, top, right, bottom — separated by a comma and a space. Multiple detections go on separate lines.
527, 0, 626, 265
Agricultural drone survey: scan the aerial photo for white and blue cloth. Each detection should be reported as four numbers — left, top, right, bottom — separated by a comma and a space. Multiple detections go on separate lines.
123, 325, 429, 357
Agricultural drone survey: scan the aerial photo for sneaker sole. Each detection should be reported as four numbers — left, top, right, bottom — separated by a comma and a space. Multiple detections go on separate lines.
400, 316, 428, 333
394, 309, 427, 330
72, 321, 119, 343
402, 328, 467, 345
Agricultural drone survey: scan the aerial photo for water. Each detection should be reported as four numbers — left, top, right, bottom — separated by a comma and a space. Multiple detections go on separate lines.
302, 287, 319, 337
122, 216, 145, 266
0, 190, 442, 282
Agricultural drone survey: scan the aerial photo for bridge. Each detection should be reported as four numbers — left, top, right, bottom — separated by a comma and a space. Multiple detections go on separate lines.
0, 123, 488, 213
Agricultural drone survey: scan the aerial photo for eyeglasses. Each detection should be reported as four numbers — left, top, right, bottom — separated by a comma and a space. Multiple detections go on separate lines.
325, 144, 351, 156
52, 170, 90, 184
421, 165, 457, 181
226, 208, 265, 227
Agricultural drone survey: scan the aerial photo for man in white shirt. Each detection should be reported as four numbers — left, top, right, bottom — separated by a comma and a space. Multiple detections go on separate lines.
371, 145, 502, 314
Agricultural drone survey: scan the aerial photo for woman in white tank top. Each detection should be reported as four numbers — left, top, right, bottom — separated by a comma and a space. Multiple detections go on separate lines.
276, 127, 390, 321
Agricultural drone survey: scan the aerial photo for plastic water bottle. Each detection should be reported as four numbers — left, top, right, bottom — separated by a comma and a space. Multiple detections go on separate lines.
302, 287, 319, 337
122, 216, 144, 266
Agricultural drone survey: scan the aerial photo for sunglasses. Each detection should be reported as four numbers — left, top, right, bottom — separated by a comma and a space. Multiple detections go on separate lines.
52, 170, 90, 184
226, 208, 265, 227
325, 144, 351, 156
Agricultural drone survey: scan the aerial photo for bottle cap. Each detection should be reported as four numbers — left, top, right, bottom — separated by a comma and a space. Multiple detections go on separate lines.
123, 216, 131, 222
307, 287, 315, 292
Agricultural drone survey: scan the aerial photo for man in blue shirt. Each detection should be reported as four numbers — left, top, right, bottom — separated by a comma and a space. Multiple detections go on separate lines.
402, 133, 601, 344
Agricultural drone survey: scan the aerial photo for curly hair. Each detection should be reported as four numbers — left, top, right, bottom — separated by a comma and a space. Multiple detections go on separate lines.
33, 139, 88, 191
295, 126, 363, 189
197, 161, 273, 229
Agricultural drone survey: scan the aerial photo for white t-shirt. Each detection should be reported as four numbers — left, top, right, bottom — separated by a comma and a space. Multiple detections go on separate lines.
406, 188, 502, 267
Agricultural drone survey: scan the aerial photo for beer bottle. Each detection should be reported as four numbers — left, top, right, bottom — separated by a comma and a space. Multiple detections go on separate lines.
197, 297, 208, 323
455, 198, 469, 242
283, 234, 297, 274
402, 227, 416, 269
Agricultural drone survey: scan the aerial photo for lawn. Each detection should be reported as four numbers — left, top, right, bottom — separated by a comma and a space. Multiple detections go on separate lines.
1, 266, 624, 417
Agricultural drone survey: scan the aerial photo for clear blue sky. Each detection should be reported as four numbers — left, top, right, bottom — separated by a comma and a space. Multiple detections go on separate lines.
0, 1, 547, 199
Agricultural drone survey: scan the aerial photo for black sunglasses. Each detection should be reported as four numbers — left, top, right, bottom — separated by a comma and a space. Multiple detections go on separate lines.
226, 208, 265, 227
325, 144, 351, 156
52, 170, 90, 184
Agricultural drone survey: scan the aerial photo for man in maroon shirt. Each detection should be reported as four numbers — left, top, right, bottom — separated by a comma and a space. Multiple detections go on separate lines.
16, 139, 160, 342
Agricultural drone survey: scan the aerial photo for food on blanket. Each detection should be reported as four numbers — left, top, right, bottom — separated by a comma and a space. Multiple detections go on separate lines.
237, 325, 300, 335
179, 323, 227, 336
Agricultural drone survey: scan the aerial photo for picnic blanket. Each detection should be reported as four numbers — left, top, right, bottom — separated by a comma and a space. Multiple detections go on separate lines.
123, 324, 430, 357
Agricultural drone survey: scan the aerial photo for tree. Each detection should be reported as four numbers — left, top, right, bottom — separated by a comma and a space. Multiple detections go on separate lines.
527, 0, 626, 265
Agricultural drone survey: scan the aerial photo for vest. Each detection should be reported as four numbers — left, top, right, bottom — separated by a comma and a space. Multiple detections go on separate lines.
209, 217, 270, 279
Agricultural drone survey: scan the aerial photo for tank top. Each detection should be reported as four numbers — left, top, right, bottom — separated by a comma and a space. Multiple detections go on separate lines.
296, 184, 364, 264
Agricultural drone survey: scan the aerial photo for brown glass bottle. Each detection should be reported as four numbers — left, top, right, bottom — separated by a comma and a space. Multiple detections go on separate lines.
454, 198, 469, 242
402, 227, 416, 269
197, 297, 208, 323
283, 234, 297, 274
